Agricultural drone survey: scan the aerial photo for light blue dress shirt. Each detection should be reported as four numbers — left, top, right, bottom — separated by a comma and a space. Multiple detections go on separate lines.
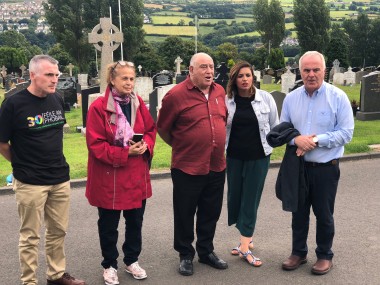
280, 81, 354, 163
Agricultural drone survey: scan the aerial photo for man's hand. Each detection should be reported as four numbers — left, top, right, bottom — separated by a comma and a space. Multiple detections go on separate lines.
294, 135, 318, 156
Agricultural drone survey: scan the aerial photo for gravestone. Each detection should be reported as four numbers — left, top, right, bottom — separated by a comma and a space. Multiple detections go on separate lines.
134, 77, 153, 102
333, 73, 344, 86
175, 70, 188, 84
88, 17, 123, 93
174, 56, 183, 76
137, 65, 142, 76
149, 84, 176, 121
254, 70, 261, 82
81, 86, 101, 127
356, 71, 380, 121
355, 70, 365, 84
68, 63, 74, 77
77, 74, 88, 89
281, 67, 296, 94
343, 67, 355, 85
214, 62, 229, 90
270, 91, 286, 117
152, 72, 173, 89
262, 74, 273, 84
4, 75, 13, 91
57, 76, 77, 107
19, 64, 27, 78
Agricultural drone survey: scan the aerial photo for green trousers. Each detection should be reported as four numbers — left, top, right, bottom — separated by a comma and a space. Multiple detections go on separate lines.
226, 156, 270, 237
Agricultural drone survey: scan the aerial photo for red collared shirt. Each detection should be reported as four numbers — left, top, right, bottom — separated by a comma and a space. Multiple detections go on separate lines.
157, 77, 227, 175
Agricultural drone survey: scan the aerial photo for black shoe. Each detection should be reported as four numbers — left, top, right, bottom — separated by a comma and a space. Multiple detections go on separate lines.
199, 252, 228, 270
179, 259, 193, 276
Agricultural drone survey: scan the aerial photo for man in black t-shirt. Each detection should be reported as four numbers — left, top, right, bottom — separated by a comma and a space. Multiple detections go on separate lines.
0, 55, 85, 285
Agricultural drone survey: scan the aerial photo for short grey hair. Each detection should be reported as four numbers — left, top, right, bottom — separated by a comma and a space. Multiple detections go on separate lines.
190, 52, 213, 67
29, 55, 59, 73
299, 51, 326, 71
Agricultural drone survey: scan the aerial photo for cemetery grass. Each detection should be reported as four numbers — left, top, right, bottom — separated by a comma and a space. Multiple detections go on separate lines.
0, 84, 378, 187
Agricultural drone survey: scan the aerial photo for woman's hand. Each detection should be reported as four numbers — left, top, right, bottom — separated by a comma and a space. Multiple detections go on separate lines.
128, 139, 147, 156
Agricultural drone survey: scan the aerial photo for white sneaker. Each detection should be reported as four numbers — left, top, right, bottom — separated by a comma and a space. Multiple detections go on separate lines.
103, 266, 119, 285
125, 261, 147, 280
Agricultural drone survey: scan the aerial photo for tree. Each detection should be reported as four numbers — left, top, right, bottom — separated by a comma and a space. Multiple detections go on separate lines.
253, 0, 285, 49
268, 48, 284, 70
134, 41, 165, 75
252, 47, 269, 70
0, 47, 28, 74
342, 13, 370, 67
215, 42, 238, 64
325, 23, 349, 68
44, 0, 92, 72
0, 30, 42, 62
293, 0, 330, 54
47, 44, 75, 72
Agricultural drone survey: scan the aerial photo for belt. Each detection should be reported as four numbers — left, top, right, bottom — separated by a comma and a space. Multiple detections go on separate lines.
304, 159, 339, 167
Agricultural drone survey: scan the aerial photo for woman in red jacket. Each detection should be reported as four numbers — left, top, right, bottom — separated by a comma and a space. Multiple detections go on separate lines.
85, 61, 156, 285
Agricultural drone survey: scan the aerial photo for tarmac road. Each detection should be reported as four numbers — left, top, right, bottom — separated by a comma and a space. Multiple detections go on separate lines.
0, 157, 379, 285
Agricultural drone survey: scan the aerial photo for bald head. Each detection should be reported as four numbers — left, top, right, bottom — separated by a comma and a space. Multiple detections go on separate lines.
189, 53, 215, 93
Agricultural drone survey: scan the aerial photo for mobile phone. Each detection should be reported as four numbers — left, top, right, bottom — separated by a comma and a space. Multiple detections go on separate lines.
132, 133, 143, 142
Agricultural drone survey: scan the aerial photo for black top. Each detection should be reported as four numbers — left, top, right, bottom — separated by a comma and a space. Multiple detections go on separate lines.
227, 95, 265, 160
0, 89, 70, 185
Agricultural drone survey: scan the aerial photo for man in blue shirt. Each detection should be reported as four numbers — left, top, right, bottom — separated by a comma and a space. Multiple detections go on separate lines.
280, 51, 354, 275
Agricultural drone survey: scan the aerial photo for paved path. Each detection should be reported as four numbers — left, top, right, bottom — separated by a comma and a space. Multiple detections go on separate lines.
0, 158, 379, 285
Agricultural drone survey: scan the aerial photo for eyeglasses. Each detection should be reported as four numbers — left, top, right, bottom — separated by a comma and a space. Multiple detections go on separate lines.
111, 61, 135, 72
44, 72, 62, 78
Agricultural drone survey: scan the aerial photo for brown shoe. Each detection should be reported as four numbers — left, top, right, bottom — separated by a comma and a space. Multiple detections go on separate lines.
311, 259, 333, 275
47, 272, 86, 285
282, 255, 307, 270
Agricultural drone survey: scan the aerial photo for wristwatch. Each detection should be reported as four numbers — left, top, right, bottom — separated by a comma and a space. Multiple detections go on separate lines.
313, 136, 319, 146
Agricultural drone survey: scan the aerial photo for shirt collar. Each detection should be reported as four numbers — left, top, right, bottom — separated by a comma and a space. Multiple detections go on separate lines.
302, 81, 326, 97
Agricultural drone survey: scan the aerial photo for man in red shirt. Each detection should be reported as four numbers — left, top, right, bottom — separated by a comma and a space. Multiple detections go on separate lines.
157, 52, 228, 276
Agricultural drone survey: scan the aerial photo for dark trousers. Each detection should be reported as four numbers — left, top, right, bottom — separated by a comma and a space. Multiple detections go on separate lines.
97, 200, 146, 269
292, 162, 340, 260
171, 168, 226, 260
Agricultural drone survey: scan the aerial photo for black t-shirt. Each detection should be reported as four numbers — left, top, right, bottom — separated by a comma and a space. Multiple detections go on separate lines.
0, 89, 70, 185
227, 95, 265, 160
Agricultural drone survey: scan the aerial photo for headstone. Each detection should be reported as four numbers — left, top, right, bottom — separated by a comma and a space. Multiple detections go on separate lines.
19, 64, 27, 77
355, 69, 365, 84
56, 76, 77, 107
152, 72, 173, 89
68, 63, 74, 77
77, 74, 88, 89
134, 77, 153, 102
332, 59, 340, 73
333, 73, 344, 86
4, 75, 12, 91
281, 67, 296, 94
0, 65, 7, 78
262, 74, 273, 84
343, 67, 356, 85
253, 70, 261, 82
214, 62, 229, 90
174, 56, 183, 76
81, 86, 100, 127
176, 70, 188, 84
149, 84, 176, 121
270, 91, 286, 117
356, 71, 380, 121
88, 17, 124, 93
137, 65, 142, 75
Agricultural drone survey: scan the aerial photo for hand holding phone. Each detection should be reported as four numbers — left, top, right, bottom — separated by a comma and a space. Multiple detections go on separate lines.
132, 133, 143, 142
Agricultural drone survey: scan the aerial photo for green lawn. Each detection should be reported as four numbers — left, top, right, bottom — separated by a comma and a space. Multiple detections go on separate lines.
0, 83, 379, 186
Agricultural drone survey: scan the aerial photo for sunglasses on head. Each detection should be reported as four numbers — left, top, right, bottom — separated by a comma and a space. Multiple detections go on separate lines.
111, 61, 135, 72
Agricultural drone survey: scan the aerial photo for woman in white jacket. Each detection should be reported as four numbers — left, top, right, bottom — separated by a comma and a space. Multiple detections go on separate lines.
226, 61, 279, 267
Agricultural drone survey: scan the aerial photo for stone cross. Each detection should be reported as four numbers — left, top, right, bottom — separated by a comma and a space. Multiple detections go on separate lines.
19, 64, 27, 77
68, 63, 74, 76
333, 59, 340, 73
88, 17, 124, 92
138, 65, 142, 74
0, 65, 7, 78
174, 56, 183, 76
